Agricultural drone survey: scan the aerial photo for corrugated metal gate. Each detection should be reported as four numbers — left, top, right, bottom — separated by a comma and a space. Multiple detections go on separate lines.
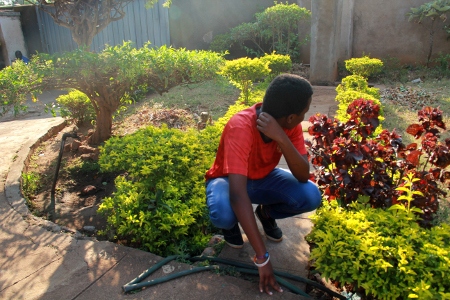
35, 0, 170, 54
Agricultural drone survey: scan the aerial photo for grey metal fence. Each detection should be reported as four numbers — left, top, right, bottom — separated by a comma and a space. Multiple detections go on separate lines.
35, 0, 170, 54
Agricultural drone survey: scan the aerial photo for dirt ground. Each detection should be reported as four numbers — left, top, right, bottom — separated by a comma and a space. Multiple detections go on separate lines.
26, 123, 111, 237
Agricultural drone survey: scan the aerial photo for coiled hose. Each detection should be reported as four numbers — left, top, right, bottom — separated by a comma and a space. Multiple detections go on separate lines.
122, 255, 348, 299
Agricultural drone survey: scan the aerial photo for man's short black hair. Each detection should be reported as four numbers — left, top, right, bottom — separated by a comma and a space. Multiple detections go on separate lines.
261, 74, 313, 119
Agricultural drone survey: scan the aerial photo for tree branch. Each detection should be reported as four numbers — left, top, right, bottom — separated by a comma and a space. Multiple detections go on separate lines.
35, 0, 134, 47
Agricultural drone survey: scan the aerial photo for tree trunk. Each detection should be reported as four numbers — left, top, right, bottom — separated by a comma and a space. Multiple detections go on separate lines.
40, 0, 131, 48
88, 106, 114, 145
72, 30, 96, 48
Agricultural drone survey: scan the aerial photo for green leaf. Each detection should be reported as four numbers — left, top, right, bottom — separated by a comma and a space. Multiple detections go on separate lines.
389, 205, 406, 212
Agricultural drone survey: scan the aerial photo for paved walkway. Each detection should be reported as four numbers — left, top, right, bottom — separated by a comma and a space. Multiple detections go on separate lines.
0, 87, 337, 300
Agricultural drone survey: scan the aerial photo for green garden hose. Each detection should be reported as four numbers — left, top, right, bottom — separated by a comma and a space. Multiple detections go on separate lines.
122, 255, 348, 299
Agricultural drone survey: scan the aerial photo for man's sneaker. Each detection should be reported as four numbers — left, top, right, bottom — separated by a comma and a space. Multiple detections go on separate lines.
255, 205, 283, 242
222, 223, 244, 249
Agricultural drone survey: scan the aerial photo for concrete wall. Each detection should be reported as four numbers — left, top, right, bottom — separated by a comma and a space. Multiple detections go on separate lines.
0, 11, 28, 67
352, 0, 449, 65
13, 6, 43, 56
309, 0, 342, 85
297, 0, 450, 66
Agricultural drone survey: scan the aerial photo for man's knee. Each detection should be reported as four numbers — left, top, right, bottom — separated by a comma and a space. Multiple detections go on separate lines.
209, 211, 236, 230
304, 181, 322, 211
206, 177, 236, 229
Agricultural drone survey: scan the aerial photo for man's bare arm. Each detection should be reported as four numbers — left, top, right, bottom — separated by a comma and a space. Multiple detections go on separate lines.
228, 174, 282, 294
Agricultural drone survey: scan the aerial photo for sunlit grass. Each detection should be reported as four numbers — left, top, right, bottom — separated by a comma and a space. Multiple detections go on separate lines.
146, 77, 240, 120
381, 77, 450, 144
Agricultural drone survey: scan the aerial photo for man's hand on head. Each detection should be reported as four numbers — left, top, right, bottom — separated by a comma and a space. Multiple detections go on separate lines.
256, 112, 286, 143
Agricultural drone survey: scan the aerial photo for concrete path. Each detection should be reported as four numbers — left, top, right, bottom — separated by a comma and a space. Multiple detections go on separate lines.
0, 87, 337, 300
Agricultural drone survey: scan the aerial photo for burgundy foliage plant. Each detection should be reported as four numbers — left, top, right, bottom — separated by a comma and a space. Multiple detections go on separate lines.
306, 99, 449, 227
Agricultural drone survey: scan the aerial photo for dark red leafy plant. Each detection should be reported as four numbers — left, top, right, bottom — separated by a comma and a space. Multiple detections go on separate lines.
307, 100, 449, 227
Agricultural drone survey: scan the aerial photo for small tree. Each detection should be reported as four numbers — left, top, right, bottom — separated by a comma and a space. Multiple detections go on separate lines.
210, 2, 310, 61
408, 0, 450, 65
256, 2, 311, 59
29, 0, 172, 48
218, 57, 270, 104
229, 22, 265, 57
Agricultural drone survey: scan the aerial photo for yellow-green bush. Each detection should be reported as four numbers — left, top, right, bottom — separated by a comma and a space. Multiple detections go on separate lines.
98, 125, 215, 256
56, 89, 95, 125
218, 57, 270, 104
335, 71, 384, 136
345, 56, 384, 78
307, 200, 450, 300
336, 75, 379, 98
335, 91, 384, 123
260, 52, 292, 80
213, 102, 249, 131
0, 60, 43, 117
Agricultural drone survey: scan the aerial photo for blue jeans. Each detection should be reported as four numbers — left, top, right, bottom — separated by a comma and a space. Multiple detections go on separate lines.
206, 168, 322, 230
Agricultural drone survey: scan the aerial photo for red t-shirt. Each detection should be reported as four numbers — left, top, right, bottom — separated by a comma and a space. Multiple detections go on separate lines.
205, 103, 307, 180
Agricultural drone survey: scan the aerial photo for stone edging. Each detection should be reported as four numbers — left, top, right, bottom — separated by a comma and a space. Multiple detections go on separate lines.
6, 120, 66, 219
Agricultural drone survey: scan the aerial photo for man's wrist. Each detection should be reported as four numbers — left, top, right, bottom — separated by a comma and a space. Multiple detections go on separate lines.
253, 251, 270, 267
255, 251, 268, 260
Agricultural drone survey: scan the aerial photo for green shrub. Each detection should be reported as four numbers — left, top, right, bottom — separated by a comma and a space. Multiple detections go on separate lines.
0, 61, 42, 116
98, 125, 215, 256
218, 57, 270, 104
209, 33, 234, 54
229, 22, 264, 57
211, 2, 310, 61
211, 80, 266, 132
336, 75, 380, 98
260, 52, 292, 80
335, 73, 384, 134
56, 89, 95, 125
256, 2, 311, 60
345, 56, 384, 78
213, 102, 250, 131
335, 90, 384, 124
307, 197, 450, 300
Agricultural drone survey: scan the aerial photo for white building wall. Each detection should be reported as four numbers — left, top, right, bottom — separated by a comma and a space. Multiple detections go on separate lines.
0, 11, 27, 66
